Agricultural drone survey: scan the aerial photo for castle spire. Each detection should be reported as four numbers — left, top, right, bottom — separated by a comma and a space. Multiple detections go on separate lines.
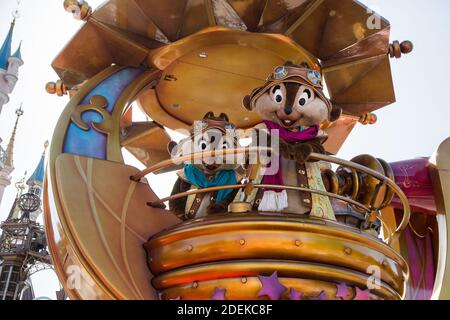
12, 41, 22, 61
27, 141, 49, 187
0, 3, 23, 117
0, 19, 14, 70
0, 106, 23, 208
4, 106, 24, 169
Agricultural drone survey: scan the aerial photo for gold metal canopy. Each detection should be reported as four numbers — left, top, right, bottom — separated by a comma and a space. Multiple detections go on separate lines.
53, 0, 397, 129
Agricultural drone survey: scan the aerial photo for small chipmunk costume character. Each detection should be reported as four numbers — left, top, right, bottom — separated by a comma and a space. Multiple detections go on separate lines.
243, 62, 342, 220
169, 112, 241, 220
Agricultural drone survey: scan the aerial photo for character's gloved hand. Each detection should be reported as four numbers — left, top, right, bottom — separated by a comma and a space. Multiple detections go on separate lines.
278, 139, 326, 163
279, 140, 294, 160
294, 140, 326, 164
294, 143, 313, 164
307, 139, 326, 161
207, 202, 228, 215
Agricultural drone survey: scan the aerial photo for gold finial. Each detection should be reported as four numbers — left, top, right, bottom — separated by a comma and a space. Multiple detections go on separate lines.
358, 113, 378, 125
4, 104, 24, 168
11, 0, 21, 21
15, 104, 24, 117
46, 80, 68, 96
389, 40, 414, 59
43, 140, 50, 155
64, 0, 92, 21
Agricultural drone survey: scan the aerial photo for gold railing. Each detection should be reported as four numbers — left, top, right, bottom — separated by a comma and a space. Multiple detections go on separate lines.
132, 147, 410, 245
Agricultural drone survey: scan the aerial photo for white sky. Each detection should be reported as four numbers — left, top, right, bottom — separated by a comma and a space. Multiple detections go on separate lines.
0, 0, 449, 299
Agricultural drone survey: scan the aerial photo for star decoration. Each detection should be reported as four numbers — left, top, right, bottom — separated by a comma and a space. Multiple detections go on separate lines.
288, 288, 303, 300
336, 283, 350, 300
211, 288, 227, 300
309, 291, 327, 300
353, 287, 371, 300
258, 272, 287, 300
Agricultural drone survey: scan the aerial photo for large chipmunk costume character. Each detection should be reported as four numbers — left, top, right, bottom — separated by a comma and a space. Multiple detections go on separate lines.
243, 62, 342, 219
168, 112, 241, 220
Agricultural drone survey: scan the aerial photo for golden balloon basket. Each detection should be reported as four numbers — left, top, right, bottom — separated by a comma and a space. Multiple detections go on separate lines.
146, 214, 408, 300
141, 150, 410, 300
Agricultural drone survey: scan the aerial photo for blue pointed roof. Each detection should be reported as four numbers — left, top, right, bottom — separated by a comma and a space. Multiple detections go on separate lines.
0, 20, 15, 70
27, 142, 49, 185
27, 154, 45, 185
12, 41, 22, 61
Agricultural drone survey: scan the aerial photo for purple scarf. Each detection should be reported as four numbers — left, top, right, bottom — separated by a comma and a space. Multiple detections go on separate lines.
262, 121, 319, 191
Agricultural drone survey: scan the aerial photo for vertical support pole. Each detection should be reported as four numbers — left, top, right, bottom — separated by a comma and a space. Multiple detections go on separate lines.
13, 281, 20, 300
2, 265, 13, 300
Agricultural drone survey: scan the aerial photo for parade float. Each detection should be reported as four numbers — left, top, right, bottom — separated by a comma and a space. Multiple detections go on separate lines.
42, 0, 449, 300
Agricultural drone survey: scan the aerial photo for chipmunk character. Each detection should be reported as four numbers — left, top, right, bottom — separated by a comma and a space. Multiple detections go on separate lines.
168, 112, 241, 220
243, 62, 342, 219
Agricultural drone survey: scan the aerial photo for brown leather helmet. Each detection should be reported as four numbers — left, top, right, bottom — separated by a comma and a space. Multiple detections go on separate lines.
243, 65, 333, 118
191, 112, 238, 142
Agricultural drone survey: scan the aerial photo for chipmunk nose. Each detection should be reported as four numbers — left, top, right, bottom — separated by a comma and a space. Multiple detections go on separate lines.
284, 106, 293, 115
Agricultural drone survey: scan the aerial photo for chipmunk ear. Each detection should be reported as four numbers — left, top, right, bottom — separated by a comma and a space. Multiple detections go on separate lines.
243, 95, 252, 111
329, 105, 342, 122
299, 61, 311, 69
203, 112, 215, 120
284, 61, 295, 67
167, 141, 178, 156
219, 113, 229, 122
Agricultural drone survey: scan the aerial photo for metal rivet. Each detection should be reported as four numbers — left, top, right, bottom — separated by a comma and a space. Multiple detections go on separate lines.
303, 199, 311, 204
199, 52, 208, 58
187, 245, 194, 252
192, 281, 198, 288
344, 247, 352, 255
298, 170, 306, 175
256, 199, 261, 205
189, 210, 195, 214
240, 239, 245, 246
196, 198, 201, 203
241, 277, 247, 284
295, 240, 302, 247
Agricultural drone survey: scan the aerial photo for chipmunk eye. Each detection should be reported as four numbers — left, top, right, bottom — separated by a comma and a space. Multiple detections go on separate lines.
271, 85, 283, 104
299, 89, 312, 107
199, 139, 208, 151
